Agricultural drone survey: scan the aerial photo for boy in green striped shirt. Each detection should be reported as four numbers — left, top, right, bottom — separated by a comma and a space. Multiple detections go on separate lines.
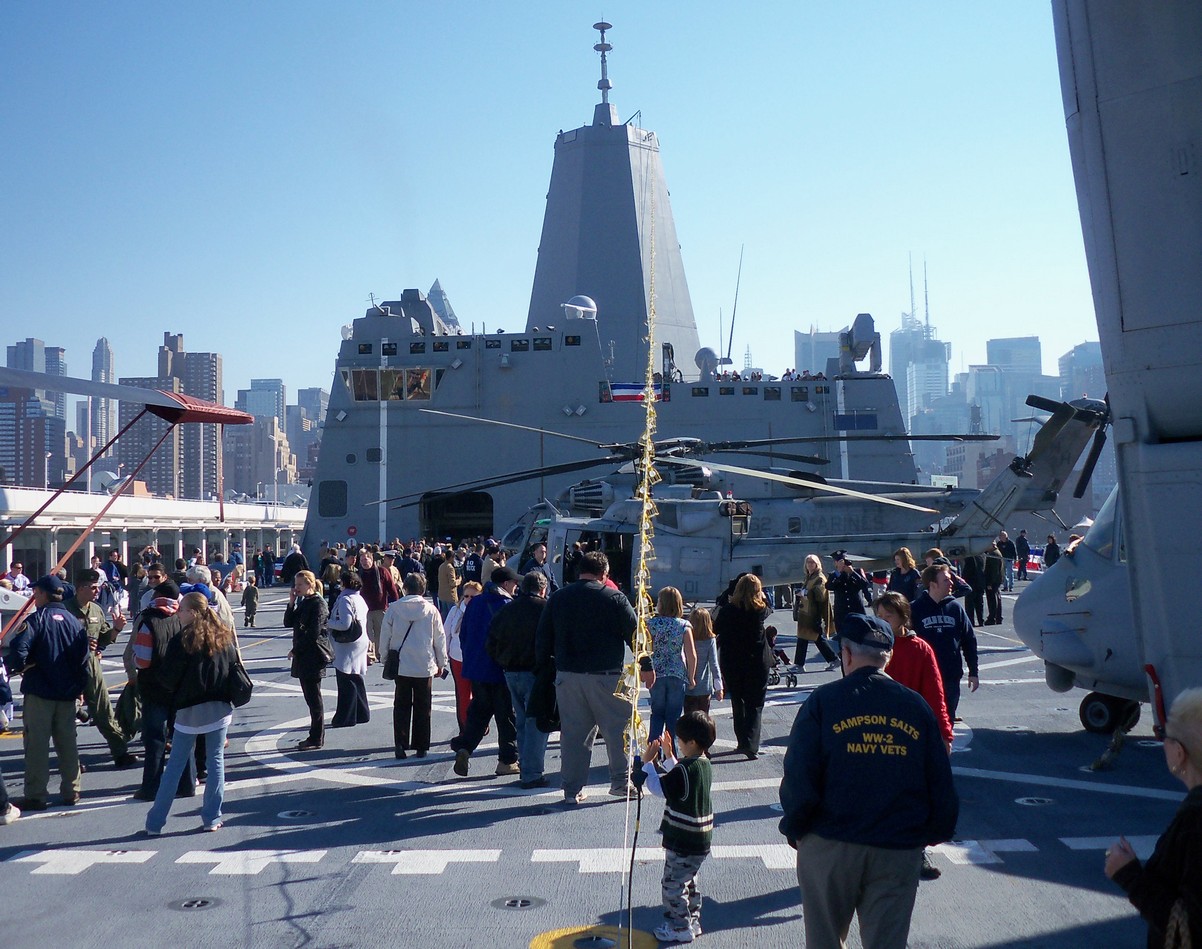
642, 710, 716, 944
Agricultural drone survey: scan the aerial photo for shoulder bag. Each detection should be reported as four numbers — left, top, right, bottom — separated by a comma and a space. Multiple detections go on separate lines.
381, 620, 415, 681
331, 615, 364, 645
227, 650, 254, 708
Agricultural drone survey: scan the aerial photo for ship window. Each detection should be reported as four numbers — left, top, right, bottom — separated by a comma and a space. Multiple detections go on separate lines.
317, 480, 348, 517
382, 342, 398, 356
565, 335, 582, 347
692, 387, 709, 397
456, 340, 472, 350
357, 343, 372, 355
719, 386, 734, 396
345, 453, 357, 464
381, 369, 404, 401
351, 369, 379, 401
534, 337, 552, 351
405, 368, 432, 400
791, 386, 809, 402
366, 447, 383, 463
510, 339, 530, 352
433, 340, 449, 352
764, 387, 781, 401
485, 339, 501, 350
742, 386, 758, 396
787, 517, 801, 535
410, 342, 426, 355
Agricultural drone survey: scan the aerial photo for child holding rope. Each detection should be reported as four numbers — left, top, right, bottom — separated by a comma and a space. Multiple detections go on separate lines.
642, 710, 716, 944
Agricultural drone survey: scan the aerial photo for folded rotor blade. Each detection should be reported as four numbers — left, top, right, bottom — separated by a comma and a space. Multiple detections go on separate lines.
419, 408, 610, 448
711, 448, 830, 466
659, 456, 939, 513
384, 455, 628, 509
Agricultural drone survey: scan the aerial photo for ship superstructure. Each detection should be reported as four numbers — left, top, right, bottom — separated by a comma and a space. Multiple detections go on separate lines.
303, 25, 912, 549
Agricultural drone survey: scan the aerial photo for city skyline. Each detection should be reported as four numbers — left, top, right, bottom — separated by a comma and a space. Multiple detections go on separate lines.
2, 6, 1101, 402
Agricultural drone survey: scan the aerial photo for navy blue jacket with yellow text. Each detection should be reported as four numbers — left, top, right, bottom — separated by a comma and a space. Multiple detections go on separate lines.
778, 666, 958, 849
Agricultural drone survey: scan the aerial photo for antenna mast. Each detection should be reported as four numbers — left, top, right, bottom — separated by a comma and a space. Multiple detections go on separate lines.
923, 257, 931, 339
725, 244, 744, 364
594, 22, 613, 104
908, 253, 916, 326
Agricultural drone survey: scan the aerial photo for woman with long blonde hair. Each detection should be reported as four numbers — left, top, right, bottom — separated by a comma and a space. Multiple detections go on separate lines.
647, 587, 697, 741
794, 554, 839, 670
145, 592, 238, 834
685, 607, 724, 714
714, 574, 773, 759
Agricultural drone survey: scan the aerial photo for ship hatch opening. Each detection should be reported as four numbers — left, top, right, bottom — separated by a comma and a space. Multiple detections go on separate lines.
420, 491, 493, 540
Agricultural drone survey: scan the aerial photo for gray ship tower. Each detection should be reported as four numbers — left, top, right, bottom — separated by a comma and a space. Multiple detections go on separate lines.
525, 23, 701, 381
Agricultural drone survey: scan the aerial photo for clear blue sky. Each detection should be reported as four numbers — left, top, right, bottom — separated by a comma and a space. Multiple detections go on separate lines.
1, 3, 1096, 406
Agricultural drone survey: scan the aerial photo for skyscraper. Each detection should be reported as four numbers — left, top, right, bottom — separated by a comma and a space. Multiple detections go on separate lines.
296, 387, 329, 430
44, 346, 66, 420
889, 313, 951, 424
1058, 341, 1106, 400
235, 378, 286, 428
6, 337, 70, 481
91, 338, 116, 453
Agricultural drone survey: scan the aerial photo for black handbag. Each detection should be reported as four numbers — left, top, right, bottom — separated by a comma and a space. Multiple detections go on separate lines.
315, 633, 334, 665
331, 616, 364, 645
228, 652, 254, 708
381, 620, 414, 681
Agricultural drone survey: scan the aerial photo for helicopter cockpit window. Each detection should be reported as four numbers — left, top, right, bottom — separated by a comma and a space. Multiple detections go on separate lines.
1083, 488, 1119, 560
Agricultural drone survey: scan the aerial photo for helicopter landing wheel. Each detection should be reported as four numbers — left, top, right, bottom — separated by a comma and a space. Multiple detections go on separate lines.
1079, 693, 1141, 734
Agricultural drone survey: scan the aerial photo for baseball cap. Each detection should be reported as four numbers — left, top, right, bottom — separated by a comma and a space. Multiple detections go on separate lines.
839, 613, 895, 651
830, 549, 848, 562
32, 574, 67, 598
490, 565, 519, 585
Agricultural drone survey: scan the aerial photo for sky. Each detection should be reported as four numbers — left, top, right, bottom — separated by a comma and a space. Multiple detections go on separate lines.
0, 2, 1099, 409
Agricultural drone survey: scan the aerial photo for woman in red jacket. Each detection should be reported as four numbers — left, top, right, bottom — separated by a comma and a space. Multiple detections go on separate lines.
872, 591, 954, 752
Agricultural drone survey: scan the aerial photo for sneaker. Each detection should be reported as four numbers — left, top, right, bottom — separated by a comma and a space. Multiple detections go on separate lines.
825, 660, 840, 672
689, 919, 703, 937
143, 826, 161, 836
495, 761, 520, 776
519, 777, 550, 789
652, 923, 695, 943
608, 784, 638, 797
60, 794, 80, 807
14, 797, 47, 812
920, 849, 942, 880
0, 804, 19, 825
454, 749, 470, 776
296, 739, 323, 752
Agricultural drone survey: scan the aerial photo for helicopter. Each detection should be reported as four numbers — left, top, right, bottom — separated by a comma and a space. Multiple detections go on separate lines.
385, 395, 1105, 600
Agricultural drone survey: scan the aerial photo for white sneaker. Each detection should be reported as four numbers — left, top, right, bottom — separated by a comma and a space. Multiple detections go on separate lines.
0, 803, 19, 825
690, 919, 703, 937
825, 660, 840, 672
495, 761, 520, 776
653, 923, 695, 943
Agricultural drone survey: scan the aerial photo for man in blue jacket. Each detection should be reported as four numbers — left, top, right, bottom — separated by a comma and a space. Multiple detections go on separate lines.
910, 563, 980, 720
450, 566, 520, 778
11, 575, 90, 810
779, 613, 958, 949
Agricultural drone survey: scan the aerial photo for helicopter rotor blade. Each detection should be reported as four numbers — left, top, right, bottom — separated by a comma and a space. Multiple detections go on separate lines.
384, 455, 629, 509
710, 447, 831, 466
657, 456, 939, 513
708, 432, 998, 449
418, 408, 610, 449
1072, 393, 1111, 499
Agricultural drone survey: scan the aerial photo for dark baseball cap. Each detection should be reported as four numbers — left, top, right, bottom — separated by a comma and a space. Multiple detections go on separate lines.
831, 549, 848, 562
840, 613, 895, 651
490, 566, 519, 585
32, 574, 67, 598
153, 579, 181, 600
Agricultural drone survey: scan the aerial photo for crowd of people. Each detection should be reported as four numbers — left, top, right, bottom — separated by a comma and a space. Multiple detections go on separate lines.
0, 530, 1197, 947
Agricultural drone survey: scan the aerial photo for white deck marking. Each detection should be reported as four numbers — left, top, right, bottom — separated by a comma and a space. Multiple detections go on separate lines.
10, 848, 155, 874
352, 849, 502, 874
953, 766, 1183, 801
176, 849, 327, 874
711, 844, 795, 869
532, 847, 664, 873
979, 655, 1041, 670
1060, 836, 1160, 859
931, 839, 1037, 865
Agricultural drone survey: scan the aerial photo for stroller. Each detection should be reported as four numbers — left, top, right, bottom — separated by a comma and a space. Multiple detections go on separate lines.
765, 625, 800, 689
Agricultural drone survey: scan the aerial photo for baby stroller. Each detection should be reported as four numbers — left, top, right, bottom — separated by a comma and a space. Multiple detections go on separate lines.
766, 625, 800, 689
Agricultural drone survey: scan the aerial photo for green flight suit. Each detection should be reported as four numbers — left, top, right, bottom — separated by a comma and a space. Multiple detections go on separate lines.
63, 597, 130, 759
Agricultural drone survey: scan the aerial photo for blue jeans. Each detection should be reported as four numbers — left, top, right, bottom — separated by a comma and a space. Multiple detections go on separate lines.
504, 670, 548, 783
147, 722, 228, 832
649, 676, 687, 742
1004, 560, 1015, 591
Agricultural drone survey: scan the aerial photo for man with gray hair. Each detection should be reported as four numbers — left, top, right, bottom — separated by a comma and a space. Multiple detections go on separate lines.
779, 613, 958, 949
185, 564, 236, 630
487, 571, 550, 788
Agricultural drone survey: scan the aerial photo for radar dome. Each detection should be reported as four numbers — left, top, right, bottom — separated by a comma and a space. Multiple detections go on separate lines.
562, 295, 598, 320
695, 347, 720, 376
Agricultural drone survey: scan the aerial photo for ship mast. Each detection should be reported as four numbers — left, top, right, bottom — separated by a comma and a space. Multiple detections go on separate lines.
593, 21, 616, 126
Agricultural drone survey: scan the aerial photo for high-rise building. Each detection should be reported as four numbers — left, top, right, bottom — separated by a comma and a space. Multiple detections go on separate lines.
222, 417, 296, 500
986, 337, 1042, 375
44, 346, 66, 421
297, 387, 329, 430
235, 378, 286, 429
1058, 341, 1106, 401
116, 375, 183, 497
0, 385, 68, 488
91, 338, 116, 454
6, 337, 46, 374
793, 328, 842, 377
889, 312, 951, 425
117, 334, 223, 499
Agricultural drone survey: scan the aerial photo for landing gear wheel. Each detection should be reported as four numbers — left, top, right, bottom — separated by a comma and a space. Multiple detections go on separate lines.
1079, 693, 1140, 734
